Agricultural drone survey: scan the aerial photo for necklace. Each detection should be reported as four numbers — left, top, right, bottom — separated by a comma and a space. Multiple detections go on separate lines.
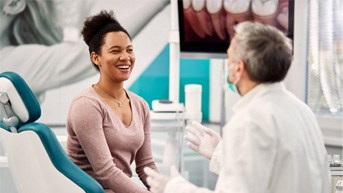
93, 84, 128, 108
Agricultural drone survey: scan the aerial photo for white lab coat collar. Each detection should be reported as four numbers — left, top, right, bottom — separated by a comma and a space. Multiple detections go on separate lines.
232, 82, 286, 112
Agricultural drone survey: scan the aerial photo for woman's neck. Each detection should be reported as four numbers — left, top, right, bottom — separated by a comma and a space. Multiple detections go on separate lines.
95, 82, 125, 100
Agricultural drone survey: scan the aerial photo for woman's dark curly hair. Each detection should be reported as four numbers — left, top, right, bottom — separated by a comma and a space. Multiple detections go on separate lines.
81, 10, 131, 70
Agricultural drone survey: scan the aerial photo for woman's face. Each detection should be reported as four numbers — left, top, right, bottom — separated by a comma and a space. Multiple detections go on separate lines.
97, 31, 135, 83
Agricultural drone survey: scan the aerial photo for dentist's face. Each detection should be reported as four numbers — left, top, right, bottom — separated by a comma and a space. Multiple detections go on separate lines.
226, 39, 237, 83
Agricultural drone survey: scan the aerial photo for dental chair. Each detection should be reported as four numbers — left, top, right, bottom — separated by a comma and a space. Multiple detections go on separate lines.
0, 71, 104, 193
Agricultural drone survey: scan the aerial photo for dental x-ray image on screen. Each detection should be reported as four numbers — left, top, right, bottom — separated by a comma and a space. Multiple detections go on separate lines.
178, 0, 294, 58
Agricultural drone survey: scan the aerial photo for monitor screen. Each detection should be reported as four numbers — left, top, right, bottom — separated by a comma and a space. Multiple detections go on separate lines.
178, 0, 294, 58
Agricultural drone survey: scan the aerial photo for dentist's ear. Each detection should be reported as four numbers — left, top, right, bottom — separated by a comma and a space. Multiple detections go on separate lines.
3, 0, 27, 15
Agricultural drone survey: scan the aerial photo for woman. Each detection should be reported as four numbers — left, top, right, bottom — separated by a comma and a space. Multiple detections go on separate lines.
66, 10, 158, 193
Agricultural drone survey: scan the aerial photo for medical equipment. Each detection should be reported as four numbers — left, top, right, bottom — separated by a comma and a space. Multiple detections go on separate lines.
336, 180, 343, 193
0, 71, 104, 193
152, 99, 184, 112
185, 84, 202, 123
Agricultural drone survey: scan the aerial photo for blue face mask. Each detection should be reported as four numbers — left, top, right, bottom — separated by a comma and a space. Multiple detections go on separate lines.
228, 81, 238, 93
226, 66, 239, 93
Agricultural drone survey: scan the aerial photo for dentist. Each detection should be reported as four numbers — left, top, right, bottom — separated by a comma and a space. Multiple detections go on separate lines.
144, 21, 330, 193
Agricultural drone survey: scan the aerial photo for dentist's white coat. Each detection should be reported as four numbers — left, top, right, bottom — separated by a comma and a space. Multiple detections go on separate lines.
165, 83, 331, 193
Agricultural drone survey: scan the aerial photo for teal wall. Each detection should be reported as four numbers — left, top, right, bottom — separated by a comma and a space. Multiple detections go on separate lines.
129, 45, 210, 121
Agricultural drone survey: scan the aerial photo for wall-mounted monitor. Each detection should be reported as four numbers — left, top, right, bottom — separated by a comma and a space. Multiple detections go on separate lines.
178, 0, 294, 59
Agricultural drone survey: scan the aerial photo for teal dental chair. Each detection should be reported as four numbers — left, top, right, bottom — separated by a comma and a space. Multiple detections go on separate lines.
0, 71, 104, 193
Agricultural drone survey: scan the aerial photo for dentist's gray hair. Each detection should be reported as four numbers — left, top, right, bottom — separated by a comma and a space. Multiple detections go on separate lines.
231, 21, 293, 83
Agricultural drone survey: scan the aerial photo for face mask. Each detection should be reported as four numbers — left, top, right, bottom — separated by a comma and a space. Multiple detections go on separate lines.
226, 71, 237, 93
226, 64, 240, 94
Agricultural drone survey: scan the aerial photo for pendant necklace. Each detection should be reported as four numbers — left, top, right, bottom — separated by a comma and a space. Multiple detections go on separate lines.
93, 84, 128, 108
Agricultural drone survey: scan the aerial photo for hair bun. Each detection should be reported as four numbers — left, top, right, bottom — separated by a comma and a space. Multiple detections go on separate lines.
81, 10, 119, 46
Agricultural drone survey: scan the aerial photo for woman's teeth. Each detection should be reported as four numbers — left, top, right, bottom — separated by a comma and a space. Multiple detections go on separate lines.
117, 65, 130, 69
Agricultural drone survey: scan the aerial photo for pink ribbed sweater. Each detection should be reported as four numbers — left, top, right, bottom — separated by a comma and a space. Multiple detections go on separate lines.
66, 87, 157, 193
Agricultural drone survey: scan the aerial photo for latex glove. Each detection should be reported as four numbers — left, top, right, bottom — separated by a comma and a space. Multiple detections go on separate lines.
184, 121, 221, 159
144, 165, 180, 193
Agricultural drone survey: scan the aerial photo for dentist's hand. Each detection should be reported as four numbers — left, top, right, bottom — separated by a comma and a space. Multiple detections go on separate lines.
184, 121, 221, 160
144, 166, 180, 193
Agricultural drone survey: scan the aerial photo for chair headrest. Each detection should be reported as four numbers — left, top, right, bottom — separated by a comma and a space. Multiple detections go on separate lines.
0, 72, 41, 127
